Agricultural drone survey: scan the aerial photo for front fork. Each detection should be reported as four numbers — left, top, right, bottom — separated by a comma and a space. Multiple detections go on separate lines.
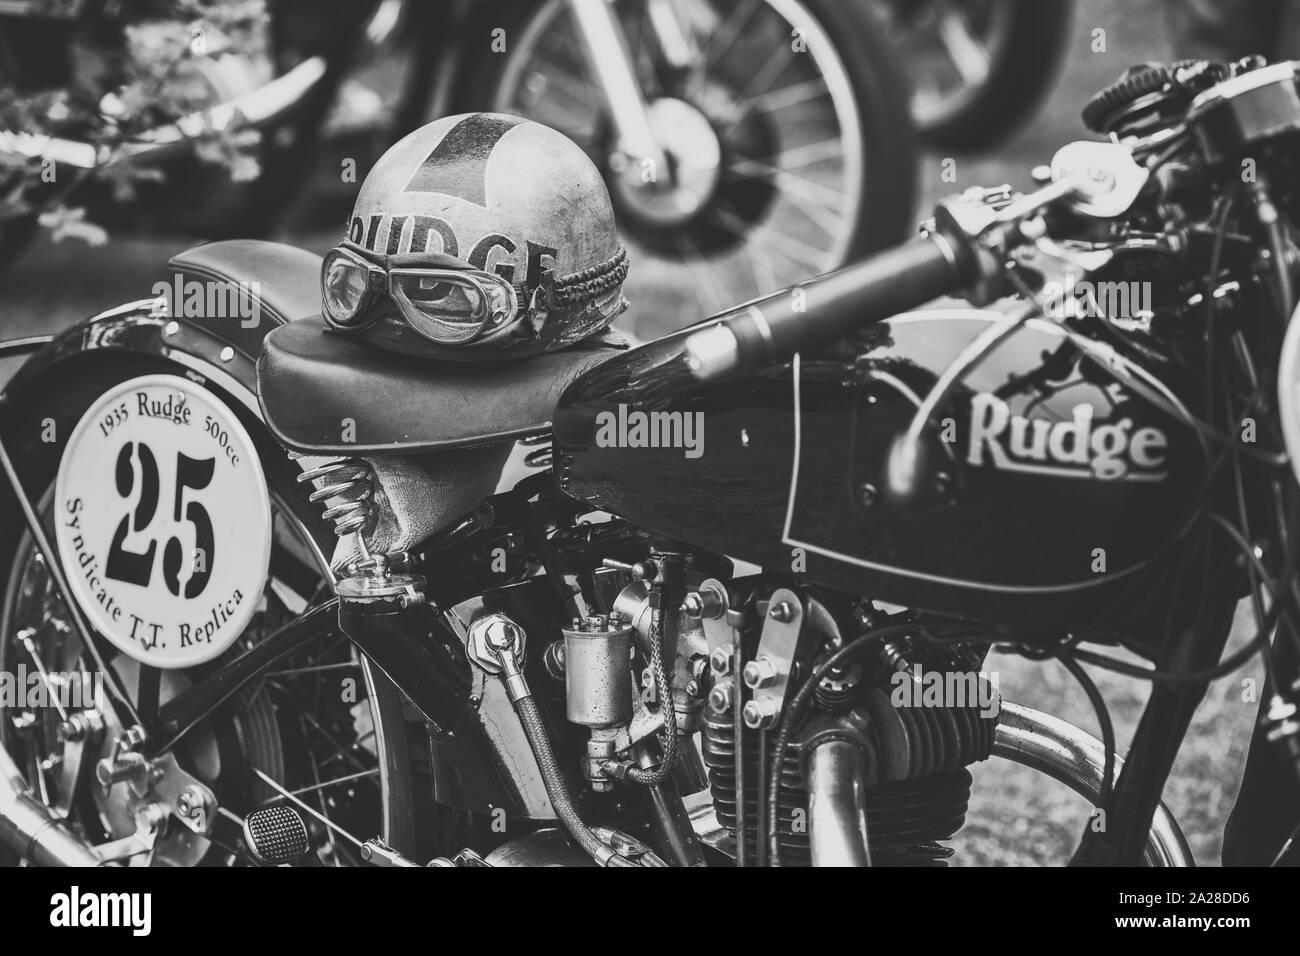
567, 0, 670, 184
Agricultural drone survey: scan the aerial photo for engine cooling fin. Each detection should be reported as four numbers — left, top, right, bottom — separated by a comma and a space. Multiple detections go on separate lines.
702, 692, 997, 866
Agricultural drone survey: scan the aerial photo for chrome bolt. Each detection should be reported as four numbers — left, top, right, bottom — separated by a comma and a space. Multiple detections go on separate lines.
742, 698, 779, 730
742, 657, 778, 690
683, 586, 725, 619
708, 683, 734, 713
769, 601, 795, 623
709, 647, 733, 676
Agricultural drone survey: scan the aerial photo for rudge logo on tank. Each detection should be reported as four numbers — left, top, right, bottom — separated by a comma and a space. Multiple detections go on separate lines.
965, 392, 1169, 482
54, 375, 273, 669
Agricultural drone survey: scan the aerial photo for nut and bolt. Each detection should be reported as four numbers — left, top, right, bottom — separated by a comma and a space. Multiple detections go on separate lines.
708, 682, 734, 713
742, 698, 780, 730
58, 709, 105, 744
742, 656, 778, 690
709, 646, 733, 676
177, 785, 210, 820
682, 586, 725, 619
768, 601, 796, 623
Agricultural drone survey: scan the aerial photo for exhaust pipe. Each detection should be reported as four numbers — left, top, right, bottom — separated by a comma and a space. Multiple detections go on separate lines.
806, 740, 872, 867
791, 700, 1192, 868
1, 743, 100, 867
993, 700, 1193, 867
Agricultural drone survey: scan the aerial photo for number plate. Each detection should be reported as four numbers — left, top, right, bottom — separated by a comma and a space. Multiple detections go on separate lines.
54, 375, 273, 669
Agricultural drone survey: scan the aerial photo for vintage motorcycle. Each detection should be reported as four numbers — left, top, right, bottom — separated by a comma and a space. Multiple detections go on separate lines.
871, 0, 1074, 150
4, 55, 1300, 867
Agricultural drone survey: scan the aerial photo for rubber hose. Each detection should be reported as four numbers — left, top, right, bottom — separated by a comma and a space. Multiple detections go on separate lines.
511, 692, 634, 867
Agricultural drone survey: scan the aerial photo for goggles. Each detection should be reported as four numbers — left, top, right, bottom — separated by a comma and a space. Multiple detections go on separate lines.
321, 241, 524, 345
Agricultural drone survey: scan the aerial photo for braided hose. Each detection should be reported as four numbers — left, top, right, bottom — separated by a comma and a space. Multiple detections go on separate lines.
507, 676, 635, 867
623, 596, 679, 785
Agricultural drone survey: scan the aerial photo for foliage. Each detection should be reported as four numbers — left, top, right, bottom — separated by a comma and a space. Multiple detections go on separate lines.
0, 0, 271, 244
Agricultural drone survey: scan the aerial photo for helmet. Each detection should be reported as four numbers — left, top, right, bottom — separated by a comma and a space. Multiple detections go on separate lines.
323, 112, 629, 361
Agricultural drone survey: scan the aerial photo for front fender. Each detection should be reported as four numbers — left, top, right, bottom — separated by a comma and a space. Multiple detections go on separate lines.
2, 300, 263, 420
3, 237, 321, 417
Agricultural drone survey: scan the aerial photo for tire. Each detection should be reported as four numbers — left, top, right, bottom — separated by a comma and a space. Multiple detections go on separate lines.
448, 0, 918, 322
889, 0, 1074, 152
0, 356, 431, 865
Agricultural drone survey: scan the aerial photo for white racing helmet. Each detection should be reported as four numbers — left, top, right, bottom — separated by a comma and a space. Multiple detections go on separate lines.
321, 112, 629, 360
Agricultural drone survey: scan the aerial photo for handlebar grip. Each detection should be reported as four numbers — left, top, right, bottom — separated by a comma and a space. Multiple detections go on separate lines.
683, 233, 968, 380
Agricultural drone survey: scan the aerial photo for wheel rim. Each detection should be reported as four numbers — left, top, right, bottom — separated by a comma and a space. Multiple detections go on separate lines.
492, 0, 866, 315
0, 480, 399, 866
881, 0, 1017, 132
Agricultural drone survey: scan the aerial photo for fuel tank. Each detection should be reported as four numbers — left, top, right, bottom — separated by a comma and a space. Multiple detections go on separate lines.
553, 308, 1207, 632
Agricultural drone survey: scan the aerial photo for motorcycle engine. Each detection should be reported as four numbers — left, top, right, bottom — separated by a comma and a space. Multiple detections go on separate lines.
695, 586, 999, 866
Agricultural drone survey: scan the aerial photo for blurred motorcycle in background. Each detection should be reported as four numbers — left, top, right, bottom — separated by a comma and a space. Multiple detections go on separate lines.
0, 0, 918, 314
872, 0, 1074, 150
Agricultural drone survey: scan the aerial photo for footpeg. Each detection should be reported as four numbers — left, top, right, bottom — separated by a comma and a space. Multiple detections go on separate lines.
243, 805, 310, 865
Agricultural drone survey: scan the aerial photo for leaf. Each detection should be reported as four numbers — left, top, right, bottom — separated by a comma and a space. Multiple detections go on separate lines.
37, 206, 108, 247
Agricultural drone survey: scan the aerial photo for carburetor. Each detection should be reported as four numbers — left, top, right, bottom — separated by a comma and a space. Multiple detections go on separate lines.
562, 613, 634, 792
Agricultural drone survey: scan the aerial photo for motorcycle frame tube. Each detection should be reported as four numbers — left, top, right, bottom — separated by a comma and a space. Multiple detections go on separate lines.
994, 701, 1192, 867
806, 740, 872, 867
0, 302, 418, 858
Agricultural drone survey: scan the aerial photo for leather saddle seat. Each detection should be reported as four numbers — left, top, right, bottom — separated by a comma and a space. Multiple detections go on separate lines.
259, 317, 627, 455
168, 240, 627, 456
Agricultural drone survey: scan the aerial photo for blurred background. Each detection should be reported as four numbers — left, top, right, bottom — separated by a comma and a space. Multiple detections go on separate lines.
0, 0, 1283, 864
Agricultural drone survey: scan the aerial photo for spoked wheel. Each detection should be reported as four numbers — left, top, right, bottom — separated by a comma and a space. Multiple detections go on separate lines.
0, 363, 421, 866
465, 0, 917, 324
875, 0, 1073, 151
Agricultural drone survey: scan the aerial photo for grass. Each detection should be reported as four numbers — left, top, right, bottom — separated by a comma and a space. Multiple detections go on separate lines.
954, 599, 1263, 865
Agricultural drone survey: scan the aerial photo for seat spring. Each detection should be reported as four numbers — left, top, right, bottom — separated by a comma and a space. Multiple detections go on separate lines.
289, 453, 378, 541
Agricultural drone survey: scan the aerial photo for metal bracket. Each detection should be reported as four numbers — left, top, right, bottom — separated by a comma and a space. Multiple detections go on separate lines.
742, 588, 803, 730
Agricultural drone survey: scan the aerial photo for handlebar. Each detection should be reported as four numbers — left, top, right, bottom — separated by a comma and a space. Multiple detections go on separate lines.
682, 232, 972, 380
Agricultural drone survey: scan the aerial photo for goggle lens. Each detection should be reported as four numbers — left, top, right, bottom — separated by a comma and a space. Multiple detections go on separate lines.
322, 255, 370, 324
391, 272, 515, 344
